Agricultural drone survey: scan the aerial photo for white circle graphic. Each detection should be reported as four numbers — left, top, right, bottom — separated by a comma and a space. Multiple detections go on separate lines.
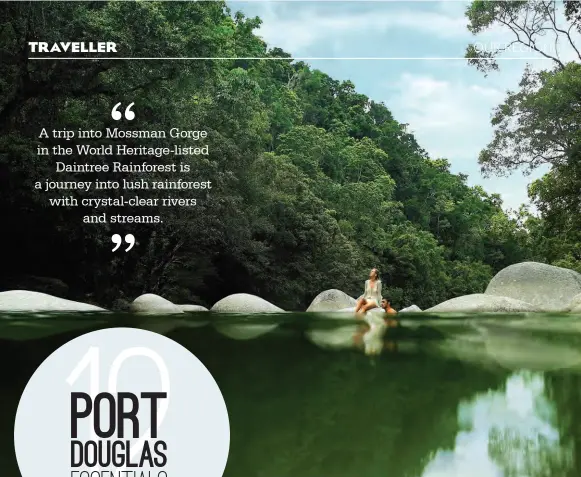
14, 327, 230, 477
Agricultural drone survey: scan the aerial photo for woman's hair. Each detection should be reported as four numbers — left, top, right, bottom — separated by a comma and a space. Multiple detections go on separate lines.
371, 268, 380, 280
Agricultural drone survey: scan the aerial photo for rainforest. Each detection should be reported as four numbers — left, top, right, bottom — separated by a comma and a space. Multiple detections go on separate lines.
1, 1, 580, 312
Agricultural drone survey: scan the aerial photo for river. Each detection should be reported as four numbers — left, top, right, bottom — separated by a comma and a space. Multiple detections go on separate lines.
1, 311, 580, 477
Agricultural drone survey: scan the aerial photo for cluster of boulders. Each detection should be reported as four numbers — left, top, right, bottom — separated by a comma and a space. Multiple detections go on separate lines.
210, 294, 283, 339
2, 261, 581, 316
425, 262, 581, 313
304, 288, 423, 314
2, 261, 580, 354
304, 262, 581, 314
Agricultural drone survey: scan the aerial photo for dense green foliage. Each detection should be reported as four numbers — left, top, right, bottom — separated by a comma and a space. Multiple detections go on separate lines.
465, 0, 581, 275
0, 1, 530, 310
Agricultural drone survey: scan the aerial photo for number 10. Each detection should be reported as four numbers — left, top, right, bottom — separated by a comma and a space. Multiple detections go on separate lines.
66, 346, 170, 461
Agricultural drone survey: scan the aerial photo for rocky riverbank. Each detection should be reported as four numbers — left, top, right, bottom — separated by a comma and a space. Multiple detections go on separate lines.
2, 262, 581, 315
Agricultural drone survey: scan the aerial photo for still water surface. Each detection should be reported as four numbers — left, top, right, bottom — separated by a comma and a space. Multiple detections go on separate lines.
1, 312, 580, 477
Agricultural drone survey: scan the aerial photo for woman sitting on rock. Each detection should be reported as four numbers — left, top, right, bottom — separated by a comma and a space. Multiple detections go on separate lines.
354, 268, 382, 315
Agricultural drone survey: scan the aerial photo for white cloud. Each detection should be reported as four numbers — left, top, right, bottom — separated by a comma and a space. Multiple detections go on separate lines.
231, 0, 572, 209
387, 73, 503, 145
385, 72, 548, 210
245, 1, 580, 64
252, 2, 470, 53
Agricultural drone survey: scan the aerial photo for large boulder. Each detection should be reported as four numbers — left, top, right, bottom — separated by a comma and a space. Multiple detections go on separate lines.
400, 305, 422, 313
306, 289, 357, 312
565, 293, 581, 312
211, 293, 283, 313
426, 294, 536, 313
130, 294, 183, 314
485, 262, 581, 312
0, 290, 105, 312
177, 304, 209, 312
211, 294, 283, 340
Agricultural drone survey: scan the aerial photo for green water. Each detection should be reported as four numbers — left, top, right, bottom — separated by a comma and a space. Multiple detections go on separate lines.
2, 312, 581, 477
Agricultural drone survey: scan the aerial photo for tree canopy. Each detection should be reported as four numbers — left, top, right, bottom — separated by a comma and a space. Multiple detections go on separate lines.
0, 1, 533, 310
464, 0, 581, 275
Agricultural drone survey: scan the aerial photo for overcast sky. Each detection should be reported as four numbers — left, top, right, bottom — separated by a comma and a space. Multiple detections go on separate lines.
226, 0, 575, 211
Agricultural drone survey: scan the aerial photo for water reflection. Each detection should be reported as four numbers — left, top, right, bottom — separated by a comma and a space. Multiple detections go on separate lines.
2, 313, 581, 477
422, 372, 573, 477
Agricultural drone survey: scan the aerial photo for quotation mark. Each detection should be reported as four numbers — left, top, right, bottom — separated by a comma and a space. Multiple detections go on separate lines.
112, 234, 136, 252
111, 102, 135, 121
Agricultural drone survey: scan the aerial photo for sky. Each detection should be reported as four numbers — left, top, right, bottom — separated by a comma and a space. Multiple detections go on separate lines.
227, 0, 577, 211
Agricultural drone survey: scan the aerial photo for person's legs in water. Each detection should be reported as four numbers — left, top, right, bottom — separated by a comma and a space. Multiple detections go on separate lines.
353, 322, 369, 347
384, 341, 398, 353
385, 318, 399, 328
